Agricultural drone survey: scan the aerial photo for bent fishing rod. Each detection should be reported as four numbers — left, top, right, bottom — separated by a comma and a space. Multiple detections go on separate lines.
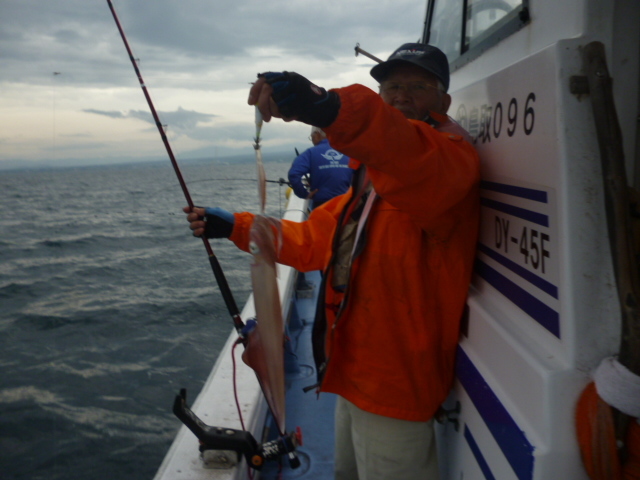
106, 0, 244, 332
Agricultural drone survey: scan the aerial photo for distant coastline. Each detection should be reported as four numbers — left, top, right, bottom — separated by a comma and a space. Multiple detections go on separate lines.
0, 151, 296, 173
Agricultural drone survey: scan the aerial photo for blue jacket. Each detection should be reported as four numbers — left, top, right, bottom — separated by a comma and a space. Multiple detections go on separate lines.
288, 139, 353, 208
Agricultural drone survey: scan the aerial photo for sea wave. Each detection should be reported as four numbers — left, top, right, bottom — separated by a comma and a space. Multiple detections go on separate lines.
0, 386, 63, 405
0, 160, 291, 480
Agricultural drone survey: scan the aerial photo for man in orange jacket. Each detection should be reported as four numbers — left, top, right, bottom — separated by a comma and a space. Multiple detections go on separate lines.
186, 43, 480, 479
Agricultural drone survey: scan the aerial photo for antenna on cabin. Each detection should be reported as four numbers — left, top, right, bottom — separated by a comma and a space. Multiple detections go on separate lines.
354, 43, 383, 64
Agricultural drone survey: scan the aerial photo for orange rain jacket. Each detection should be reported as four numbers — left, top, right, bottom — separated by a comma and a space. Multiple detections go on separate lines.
230, 84, 480, 422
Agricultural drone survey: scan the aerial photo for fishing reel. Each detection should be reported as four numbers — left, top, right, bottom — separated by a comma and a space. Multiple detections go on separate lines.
173, 389, 302, 470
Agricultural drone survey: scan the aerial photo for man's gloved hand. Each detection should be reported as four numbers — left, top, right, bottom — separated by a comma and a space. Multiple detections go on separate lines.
261, 71, 340, 128
203, 207, 234, 238
183, 206, 234, 239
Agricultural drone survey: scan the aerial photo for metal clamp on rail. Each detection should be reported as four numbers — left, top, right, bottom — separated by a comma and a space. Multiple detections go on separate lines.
435, 401, 461, 432
173, 389, 303, 470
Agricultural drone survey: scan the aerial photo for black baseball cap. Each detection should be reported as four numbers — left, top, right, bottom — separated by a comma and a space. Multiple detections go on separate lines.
370, 43, 450, 92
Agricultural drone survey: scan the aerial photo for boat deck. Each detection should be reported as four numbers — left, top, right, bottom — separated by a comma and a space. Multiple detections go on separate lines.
260, 270, 336, 479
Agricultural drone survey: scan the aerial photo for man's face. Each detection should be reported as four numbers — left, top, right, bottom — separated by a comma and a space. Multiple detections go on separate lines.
379, 64, 451, 120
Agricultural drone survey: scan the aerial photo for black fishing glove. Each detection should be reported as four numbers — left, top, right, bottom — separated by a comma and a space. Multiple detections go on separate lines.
261, 71, 341, 128
202, 207, 234, 239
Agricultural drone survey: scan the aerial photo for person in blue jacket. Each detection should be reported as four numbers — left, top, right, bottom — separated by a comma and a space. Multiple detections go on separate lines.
288, 127, 353, 208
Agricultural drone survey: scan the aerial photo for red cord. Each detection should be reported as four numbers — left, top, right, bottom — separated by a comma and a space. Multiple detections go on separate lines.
232, 338, 254, 480
231, 338, 247, 431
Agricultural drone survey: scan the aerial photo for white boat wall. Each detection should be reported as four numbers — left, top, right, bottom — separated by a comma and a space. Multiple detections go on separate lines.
155, 0, 640, 479
428, 0, 640, 479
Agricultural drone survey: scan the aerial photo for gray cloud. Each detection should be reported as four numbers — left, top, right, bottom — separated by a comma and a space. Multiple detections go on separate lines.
84, 109, 127, 119
0, 0, 427, 165
1, 0, 424, 88
84, 107, 217, 132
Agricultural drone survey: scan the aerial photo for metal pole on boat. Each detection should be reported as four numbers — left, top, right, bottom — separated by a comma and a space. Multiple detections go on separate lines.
105, 0, 244, 332
583, 40, 640, 452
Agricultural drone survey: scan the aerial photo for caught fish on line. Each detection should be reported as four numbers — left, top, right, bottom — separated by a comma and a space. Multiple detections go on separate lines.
254, 107, 267, 214
243, 107, 288, 435
242, 215, 287, 435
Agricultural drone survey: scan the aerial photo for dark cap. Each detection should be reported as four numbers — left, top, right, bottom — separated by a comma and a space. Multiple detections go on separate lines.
370, 43, 450, 91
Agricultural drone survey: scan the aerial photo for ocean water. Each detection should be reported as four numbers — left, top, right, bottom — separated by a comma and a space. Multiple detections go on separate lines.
0, 160, 292, 480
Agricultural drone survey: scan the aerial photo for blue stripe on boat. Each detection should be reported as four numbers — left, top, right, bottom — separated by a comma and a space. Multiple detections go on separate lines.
480, 181, 548, 203
464, 424, 497, 480
477, 243, 558, 299
457, 347, 535, 480
475, 259, 560, 337
480, 198, 549, 227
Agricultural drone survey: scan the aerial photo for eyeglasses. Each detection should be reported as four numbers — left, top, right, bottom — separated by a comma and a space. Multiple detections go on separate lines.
380, 82, 442, 97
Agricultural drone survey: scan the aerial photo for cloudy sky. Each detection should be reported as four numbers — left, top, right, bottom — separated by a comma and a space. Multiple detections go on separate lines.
0, 0, 427, 169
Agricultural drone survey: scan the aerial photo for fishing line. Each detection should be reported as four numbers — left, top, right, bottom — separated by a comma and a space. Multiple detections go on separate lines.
106, 0, 244, 331
149, 178, 290, 207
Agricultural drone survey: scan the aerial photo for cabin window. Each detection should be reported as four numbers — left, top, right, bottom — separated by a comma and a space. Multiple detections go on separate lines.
423, 0, 530, 70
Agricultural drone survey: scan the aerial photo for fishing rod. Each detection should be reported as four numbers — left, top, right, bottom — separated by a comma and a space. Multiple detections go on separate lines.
106, 0, 244, 332
106, 4, 303, 472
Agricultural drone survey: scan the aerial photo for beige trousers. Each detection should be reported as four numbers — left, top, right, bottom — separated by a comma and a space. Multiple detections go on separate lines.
334, 395, 440, 480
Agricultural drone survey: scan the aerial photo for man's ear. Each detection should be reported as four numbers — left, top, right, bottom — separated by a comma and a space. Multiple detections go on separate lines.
441, 93, 452, 115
